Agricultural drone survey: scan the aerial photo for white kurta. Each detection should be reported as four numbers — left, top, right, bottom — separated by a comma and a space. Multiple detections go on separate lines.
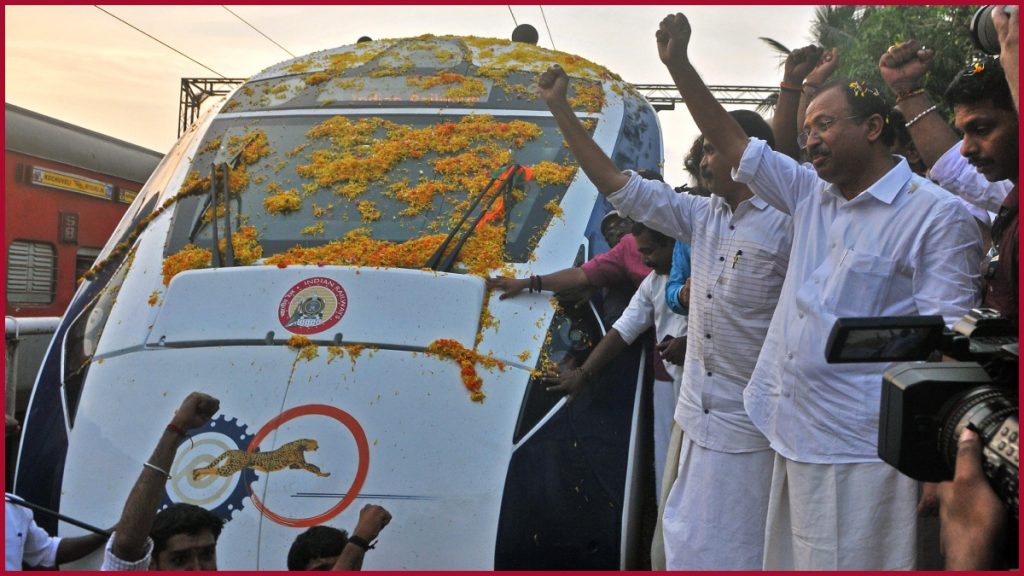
734, 138, 983, 568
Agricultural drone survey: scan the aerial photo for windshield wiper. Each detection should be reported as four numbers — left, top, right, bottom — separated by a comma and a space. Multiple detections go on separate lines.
187, 152, 243, 267
424, 164, 527, 272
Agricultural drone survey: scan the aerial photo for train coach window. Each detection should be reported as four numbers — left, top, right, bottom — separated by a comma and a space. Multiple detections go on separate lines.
74, 248, 101, 291
7, 240, 56, 305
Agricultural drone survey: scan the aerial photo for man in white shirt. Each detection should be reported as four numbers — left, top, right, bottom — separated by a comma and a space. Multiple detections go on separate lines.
537, 63, 791, 568
655, 12, 983, 570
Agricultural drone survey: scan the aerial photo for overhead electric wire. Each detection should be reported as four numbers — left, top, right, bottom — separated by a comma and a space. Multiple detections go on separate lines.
538, 5, 556, 51
221, 5, 295, 58
94, 5, 226, 78
507, 5, 518, 27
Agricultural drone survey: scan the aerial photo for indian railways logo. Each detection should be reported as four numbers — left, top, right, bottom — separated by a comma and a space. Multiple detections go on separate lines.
279, 277, 348, 334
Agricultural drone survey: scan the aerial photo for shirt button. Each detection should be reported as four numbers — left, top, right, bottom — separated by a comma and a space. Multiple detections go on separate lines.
719, 256, 725, 261
706, 293, 712, 299
706, 371, 712, 377
786, 352, 794, 360
814, 278, 820, 284
729, 225, 735, 230
706, 334, 711, 339
704, 409, 710, 414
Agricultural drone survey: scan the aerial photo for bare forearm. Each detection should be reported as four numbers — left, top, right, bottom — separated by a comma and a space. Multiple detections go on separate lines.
333, 543, 367, 570
665, 61, 749, 168
580, 329, 628, 375
111, 426, 182, 560
56, 532, 110, 565
773, 86, 802, 160
896, 93, 958, 168
547, 98, 629, 194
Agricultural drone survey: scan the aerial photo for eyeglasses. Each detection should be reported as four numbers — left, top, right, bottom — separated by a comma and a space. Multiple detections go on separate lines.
798, 115, 861, 149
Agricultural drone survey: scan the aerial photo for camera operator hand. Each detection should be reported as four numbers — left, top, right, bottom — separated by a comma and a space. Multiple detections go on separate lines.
936, 428, 1007, 570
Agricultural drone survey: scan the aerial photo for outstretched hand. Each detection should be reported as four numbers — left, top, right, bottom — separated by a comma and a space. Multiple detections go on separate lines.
171, 391, 219, 430
783, 45, 824, 84
656, 13, 692, 68
878, 40, 934, 94
486, 276, 529, 300
537, 64, 570, 107
543, 367, 586, 403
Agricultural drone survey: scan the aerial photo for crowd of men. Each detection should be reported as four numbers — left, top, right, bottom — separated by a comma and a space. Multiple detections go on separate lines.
5, 7, 1018, 571
497, 6, 1018, 571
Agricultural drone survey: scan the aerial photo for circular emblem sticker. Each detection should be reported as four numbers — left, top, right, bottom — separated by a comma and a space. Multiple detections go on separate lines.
279, 277, 348, 334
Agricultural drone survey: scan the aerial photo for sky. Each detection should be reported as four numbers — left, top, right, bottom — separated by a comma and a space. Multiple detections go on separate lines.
5, 5, 820, 185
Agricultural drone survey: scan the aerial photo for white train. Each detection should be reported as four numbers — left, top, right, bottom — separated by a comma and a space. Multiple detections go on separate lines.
15, 34, 665, 569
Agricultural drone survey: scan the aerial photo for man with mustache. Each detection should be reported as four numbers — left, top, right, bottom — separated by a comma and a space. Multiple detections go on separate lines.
880, 41, 1018, 329
654, 12, 983, 570
537, 57, 791, 567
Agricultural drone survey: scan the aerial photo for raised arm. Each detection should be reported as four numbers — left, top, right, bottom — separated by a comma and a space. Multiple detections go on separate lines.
796, 48, 839, 148
111, 392, 219, 562
773, 45, 825, 160
657, 13, 749, 170
332, 504, 392, 571
993, 6, 1019, 111
538, 65, 629, 194
879, 40, 959, 168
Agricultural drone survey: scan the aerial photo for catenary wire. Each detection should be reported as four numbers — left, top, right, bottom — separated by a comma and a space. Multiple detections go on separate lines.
221, 5, 296, 58
94, 5, 226, 78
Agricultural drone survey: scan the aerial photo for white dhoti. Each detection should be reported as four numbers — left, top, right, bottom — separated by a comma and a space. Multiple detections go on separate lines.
662, 434, 774, 570
762, 453, 921, 570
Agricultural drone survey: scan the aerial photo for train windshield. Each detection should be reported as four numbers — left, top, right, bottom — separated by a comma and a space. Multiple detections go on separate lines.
166, 112, 584, 271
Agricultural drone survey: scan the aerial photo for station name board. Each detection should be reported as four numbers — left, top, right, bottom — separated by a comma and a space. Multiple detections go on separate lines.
31, 166, 114, 200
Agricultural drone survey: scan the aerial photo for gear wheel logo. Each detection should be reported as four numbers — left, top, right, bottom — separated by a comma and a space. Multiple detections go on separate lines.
160, 415, 260, 521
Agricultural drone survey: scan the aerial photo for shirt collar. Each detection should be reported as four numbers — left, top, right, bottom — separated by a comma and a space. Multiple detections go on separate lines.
712, 192, 769, 213
825, 156, 913, 205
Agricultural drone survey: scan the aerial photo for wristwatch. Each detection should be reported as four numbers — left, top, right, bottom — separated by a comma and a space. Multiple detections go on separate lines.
348, 535, 374, 550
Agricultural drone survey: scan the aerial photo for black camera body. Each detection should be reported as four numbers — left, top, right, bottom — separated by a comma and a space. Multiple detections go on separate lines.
971, 5, 1017, 55
826, 309, 1018, 517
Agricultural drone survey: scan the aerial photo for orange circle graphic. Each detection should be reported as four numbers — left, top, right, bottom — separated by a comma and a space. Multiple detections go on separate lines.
245, 404, 369, 527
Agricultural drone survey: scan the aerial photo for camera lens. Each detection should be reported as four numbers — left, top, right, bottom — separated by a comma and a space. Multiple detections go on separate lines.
936, 385, 1018, 514
971, 5, 1016, 56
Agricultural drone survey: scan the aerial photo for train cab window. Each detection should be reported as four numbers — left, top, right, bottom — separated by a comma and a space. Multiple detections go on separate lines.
7, 240, 56, 305
74, 248, 101, 290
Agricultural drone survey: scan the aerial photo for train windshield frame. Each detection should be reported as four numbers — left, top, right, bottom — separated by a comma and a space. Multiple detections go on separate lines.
166, 112, 588, 266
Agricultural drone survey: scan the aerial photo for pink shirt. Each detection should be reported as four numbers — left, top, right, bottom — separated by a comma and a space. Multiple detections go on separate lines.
580, 233, 651, 288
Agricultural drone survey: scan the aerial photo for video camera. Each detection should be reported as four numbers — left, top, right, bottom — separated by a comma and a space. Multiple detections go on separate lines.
826, 308, 1018, 518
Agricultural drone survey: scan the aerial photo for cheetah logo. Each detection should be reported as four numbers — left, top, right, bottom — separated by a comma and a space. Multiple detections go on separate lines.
191, 438, 330, 481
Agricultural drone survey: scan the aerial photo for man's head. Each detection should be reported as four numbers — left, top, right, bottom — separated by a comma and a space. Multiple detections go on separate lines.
288, 525, 349, 570
700, 110, 773, 200
600, 210, 632, 248
630, 221, 675, 275
803, 80, 895, 186
945, 57, 1018, 184
150, 503, 225, 570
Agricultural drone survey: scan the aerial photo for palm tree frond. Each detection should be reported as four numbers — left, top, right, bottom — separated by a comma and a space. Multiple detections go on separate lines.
758, 37, 792, 55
